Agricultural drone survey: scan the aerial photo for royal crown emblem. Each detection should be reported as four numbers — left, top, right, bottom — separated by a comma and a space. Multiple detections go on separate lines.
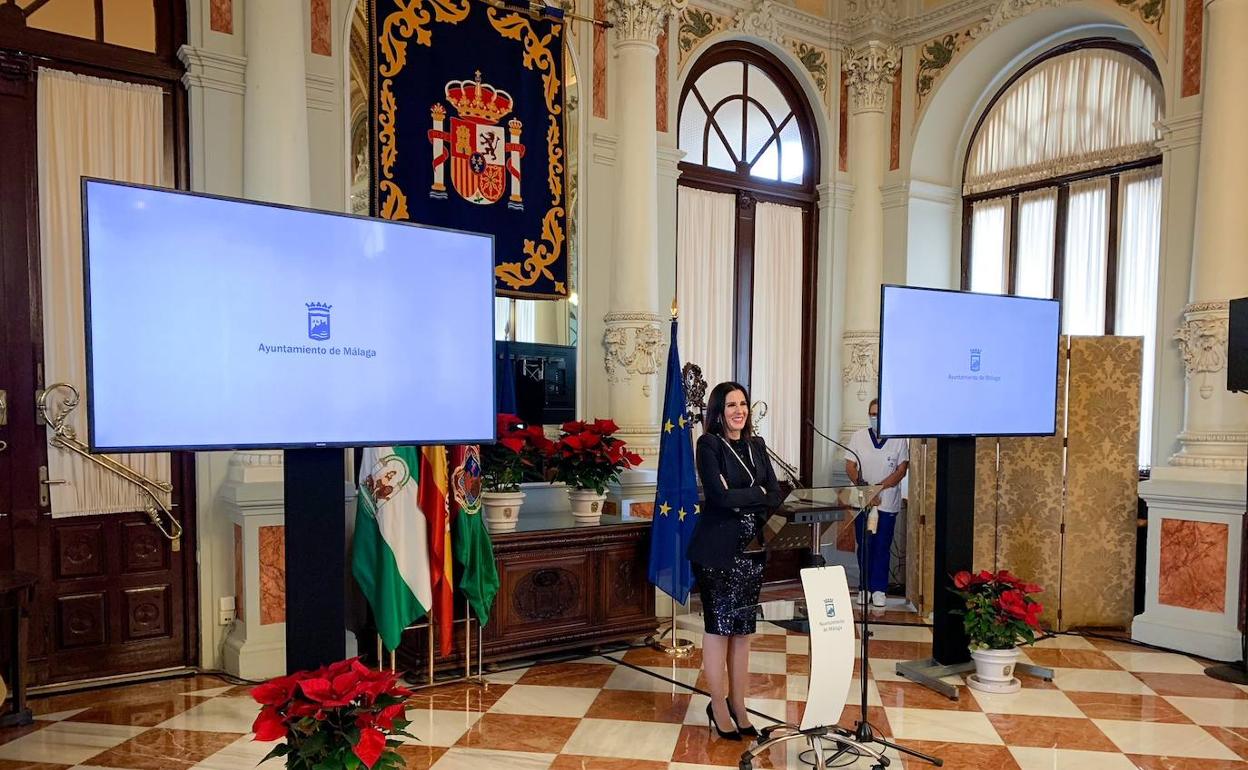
427, 71, 525, 208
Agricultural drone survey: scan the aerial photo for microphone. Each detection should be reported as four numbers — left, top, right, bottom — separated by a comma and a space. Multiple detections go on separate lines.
805, 418, 866, 485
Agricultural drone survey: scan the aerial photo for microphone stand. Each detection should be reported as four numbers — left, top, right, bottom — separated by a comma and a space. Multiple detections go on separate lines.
808, 420, 942, 768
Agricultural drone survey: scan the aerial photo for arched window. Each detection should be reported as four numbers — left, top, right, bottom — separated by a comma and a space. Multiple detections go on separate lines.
677, 41, 819, 478
962, 41, 1163, 469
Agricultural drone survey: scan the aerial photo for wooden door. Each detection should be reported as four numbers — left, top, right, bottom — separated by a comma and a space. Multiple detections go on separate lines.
0, 50, 198, 688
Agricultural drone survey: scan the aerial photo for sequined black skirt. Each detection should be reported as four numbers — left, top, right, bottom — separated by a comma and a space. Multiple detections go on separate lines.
693, 513, 765, 636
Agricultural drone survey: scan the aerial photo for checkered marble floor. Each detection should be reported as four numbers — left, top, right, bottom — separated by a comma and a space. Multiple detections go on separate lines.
3, 608, 1248, 769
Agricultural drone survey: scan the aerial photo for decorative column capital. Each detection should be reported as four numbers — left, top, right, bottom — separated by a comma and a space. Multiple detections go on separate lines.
841, 330, 879, 402
843, 41, 901, 114
603, 311, 666, 396
734, 0, 784, 46
607, 0, 686, 45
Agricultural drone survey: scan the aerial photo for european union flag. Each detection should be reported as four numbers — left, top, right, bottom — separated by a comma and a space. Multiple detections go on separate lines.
647, 320, 700, 603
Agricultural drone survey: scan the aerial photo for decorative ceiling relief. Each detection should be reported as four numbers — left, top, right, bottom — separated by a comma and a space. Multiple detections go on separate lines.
735, 0, 785, 45
789, 40, 831, 103
914, 26, 973, 113
677, 5, 730, 66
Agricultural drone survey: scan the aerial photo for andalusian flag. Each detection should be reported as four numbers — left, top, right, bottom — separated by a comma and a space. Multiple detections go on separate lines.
451, 445, 499, 625
351, 446, 431, 651
419, 446, 454, 656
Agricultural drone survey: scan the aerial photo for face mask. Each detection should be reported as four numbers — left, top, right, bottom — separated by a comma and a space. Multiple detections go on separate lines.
869, 416, 879, 433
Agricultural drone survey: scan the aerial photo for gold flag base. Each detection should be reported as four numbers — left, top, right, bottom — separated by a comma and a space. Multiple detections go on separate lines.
647, 602, 696, 658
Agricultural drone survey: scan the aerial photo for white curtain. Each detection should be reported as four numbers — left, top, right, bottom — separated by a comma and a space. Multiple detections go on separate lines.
749, 202, 803, 473
1062, 178, 1110, 335
965, 48, 1162, 194
969, 197, 1009, 294
1015, 188, 1057, 298
494, 297, 537, 342
1116, 167, 1162, 469
676, 186, 736, 419
37, 68, 171, 517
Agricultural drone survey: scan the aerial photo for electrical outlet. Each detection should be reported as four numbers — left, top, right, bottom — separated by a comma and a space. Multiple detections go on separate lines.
219, 596, 236, 626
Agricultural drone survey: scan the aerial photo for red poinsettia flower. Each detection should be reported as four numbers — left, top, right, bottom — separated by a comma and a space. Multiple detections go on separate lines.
497, 413, 523, 431
251, 674, 299, 707
499, 436, 526, 453
977, 570, 993, 582
1020, 582, 1043, 594
952, 571, 973, 589
353, 726, 387, 768
298, 670, 363, 708
286, 699, 326, 720
997, 589, 1030, 620
591, 418, 619, 434
561, 420, 588, 433
251, 705, 287, 742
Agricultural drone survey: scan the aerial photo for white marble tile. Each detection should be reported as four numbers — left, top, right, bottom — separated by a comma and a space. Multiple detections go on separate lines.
181, 686, 234, 698
756, 621, 788, 636
1008, 747, 1140, 770
786, 674, 810, 701
1092, 718, 1240, 759
1049, 668, 1156, 695
1165, 696, 1248, 727
866, 659, 907, 682
1031, 635, 1097, 650
682, 693, 787, 726
189, 734, 276, 769
487, 685, 599, 718
869, 624, 933, 643
561, 717, 683, 761
603, 665, 699, 693
430, 747, 555, 770
883, 708, 1004, 745
35, 707, 89, 722
482, 666, 529, 685
968, 688, 1083, 717
399, 707, 483, 747
0, 721, 147, 765
786, 634, 809, 654
156, 696, 259, 733
1101, 651, 1209, 674
748, 651, 789, 674
843, 678, 883, 708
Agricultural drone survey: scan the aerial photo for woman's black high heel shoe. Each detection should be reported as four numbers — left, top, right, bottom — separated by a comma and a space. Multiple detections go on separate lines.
728, 704, 759, 738
706, 702, 741, 741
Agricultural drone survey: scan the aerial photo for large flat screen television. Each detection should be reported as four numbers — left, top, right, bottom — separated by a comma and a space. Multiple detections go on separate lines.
877, 285, 1060, 438
82, 179, 496, 451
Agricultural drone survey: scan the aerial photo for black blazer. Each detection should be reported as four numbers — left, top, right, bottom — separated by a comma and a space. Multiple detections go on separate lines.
686, 433, 784, 570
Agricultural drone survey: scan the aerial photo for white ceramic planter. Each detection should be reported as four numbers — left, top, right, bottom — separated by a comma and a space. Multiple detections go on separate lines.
481, 490, 526, 533
967, 647, 1022, 693
567, 487, 607, 526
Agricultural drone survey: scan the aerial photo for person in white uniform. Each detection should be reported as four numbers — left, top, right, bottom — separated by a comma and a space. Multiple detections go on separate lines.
845, 398, 909, 607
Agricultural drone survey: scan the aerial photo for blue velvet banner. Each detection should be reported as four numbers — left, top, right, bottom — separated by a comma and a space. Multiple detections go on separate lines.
371, 0, 568, 299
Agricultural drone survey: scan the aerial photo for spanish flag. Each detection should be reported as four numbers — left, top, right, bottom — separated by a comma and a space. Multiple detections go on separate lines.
419, 446, 454, 656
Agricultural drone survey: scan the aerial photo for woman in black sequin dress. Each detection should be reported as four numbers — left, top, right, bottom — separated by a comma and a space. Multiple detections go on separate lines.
687, 382, 783, 739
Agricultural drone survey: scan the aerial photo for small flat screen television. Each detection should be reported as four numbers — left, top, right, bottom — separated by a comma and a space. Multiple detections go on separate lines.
877, 285, 1060, 438
82, 179, 496, 451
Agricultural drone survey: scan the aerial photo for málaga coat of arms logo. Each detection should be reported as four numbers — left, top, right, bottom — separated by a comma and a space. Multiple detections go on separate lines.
428, 71, 525, 210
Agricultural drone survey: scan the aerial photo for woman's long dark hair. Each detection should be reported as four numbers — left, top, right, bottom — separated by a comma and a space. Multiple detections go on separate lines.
704, 381, 753, 439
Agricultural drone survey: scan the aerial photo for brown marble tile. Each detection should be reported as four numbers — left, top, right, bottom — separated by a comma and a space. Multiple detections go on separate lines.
1133, 673, 1248, 699
787, 653, 810, 674
516, 662, 616, 689
695, 671, 788, 700
1016, 671, 1059, 690
454, 713, 579, 754
0, 761, 69, 770
310, 0, 332, 56
670, 723, 787, 767
1158, 519, 1228, 612
550, 755, 668, 770
1126, 757, 1247, 770
258, 524, 286, 625
1181, 0, 1204, 97
1084, 634, 1146, 653
209, 0, 232, 34
407, 681, 508, 712
82, 728, 244, 770
31, 676, 227, 717
0, 721, 50, 746
898, 741, 1021, 770
1021, 648, 1121, 670
584, 689, 691, 723
618, 645, 702, 669
985, 714, 1117, 751
1207, 726, 1248, 760
393, 744, 448, 769
751, 634, 788, 652
65, 697, 197, 727
1065, 691, 1193, 723
876, 681, 980, 711
869, 640, 932, 661
787, 701, 890, 735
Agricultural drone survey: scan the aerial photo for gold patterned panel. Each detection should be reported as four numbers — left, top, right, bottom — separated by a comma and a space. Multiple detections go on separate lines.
1061, 336, 1141, 630
994, 339, 1067, 629
973, 438, 998, 572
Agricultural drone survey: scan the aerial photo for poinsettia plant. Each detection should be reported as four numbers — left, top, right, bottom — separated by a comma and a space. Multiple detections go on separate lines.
546, 419, 643, 495
950, 570, 1044, 651
481, 413, 551, 492
251, 657, 414, 769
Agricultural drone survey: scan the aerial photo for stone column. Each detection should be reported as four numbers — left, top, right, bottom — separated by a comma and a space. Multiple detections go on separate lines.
840, 42, 900, 437
603, 0, 684, 464
1169, 0, 1248, 471
1136, 0, 1248, 661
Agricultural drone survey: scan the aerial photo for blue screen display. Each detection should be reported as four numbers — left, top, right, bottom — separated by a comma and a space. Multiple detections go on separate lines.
878, 285, 1060, 437
83, 180, 496, 450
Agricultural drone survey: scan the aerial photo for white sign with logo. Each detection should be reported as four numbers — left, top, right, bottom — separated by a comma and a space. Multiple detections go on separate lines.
799, 566, 856, 731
